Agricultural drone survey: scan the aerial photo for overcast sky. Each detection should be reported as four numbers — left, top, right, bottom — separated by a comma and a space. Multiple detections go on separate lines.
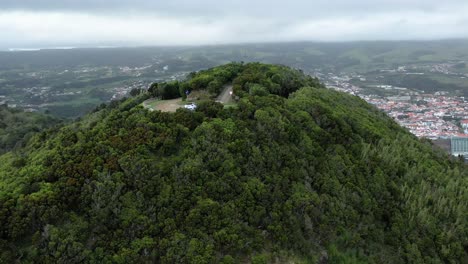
1, 0, 468, 49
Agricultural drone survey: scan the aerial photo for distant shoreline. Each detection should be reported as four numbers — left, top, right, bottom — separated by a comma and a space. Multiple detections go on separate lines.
3, 38, 468, 52
3, 46, 126, 52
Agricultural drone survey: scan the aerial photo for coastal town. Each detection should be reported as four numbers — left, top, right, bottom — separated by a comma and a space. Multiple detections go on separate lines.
321, 65, 468, 140
364, 93, 467, 139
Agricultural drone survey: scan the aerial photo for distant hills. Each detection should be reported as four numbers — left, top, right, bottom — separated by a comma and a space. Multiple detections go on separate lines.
2, 40, 468, 72
0, 63, 466, 263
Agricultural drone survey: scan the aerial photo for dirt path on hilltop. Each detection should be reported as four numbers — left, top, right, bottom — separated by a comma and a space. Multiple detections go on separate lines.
216, 84, 233, 104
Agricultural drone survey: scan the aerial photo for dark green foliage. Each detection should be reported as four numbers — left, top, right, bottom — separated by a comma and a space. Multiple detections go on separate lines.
207, 79, 223, 94
179, 82, 190, 100
0, 105, 62, 154
0, 64, 466, 263
148, 81, 181, 99
147, 62, 320, 100
248, 83, 270, 96
187, 63, 243, 94
195, 101, 224, 118
232, 63, 323, 97
130, 88, 143, 97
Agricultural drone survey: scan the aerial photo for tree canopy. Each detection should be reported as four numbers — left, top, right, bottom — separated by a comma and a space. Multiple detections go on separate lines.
0, 105, 62, 154
0, 63, 466, 263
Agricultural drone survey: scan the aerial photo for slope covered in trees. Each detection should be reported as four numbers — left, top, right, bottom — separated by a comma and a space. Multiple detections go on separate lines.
0, 105, 62, 154
0, 63, 466, 263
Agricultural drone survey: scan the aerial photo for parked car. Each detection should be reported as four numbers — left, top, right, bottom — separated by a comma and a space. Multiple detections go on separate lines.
184, 103, 197, 110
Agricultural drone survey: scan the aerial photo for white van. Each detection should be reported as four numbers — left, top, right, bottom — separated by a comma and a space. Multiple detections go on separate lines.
184, 103, 197, 110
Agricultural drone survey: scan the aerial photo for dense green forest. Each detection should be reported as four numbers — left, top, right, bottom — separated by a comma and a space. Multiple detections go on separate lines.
147, 63, 317, 100
0, 63, 466, 263
0, 105, 62, 154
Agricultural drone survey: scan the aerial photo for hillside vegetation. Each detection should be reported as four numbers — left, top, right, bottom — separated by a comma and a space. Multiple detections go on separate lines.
0, 63, 466, 263
0, 105, 62, 154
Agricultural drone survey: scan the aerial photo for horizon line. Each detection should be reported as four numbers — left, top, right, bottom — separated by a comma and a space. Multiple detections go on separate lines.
3, 38, 468, 52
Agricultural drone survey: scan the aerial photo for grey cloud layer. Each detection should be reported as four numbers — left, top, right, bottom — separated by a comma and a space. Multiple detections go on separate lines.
1, 0, 466, 17
1, 0, 467, 48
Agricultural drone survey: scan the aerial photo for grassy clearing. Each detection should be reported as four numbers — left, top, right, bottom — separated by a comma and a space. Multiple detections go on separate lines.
223, 103, 238, 109
143, 98, 165, 108
142, 98, 185, 112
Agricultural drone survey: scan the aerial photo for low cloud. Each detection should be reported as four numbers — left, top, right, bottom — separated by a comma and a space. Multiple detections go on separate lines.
1, 1, 468, 48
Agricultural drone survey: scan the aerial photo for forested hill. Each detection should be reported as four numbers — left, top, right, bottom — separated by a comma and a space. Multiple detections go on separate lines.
0, 105, 62, 154
0, 63, 467, 263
